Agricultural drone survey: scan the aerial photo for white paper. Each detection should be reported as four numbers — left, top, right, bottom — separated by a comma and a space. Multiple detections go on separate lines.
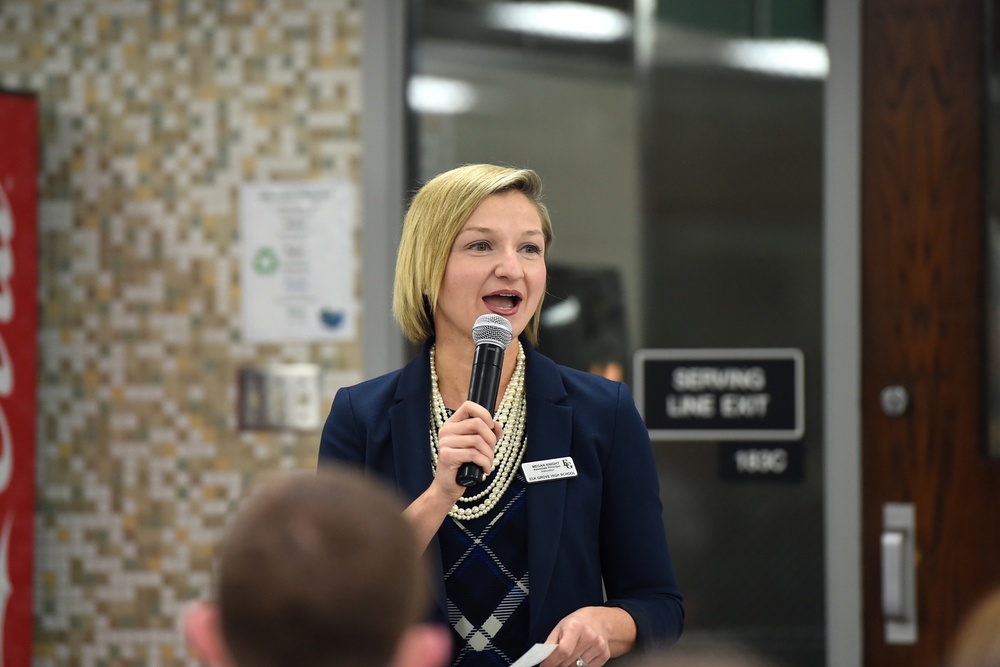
509, 643, 558, 667
240, 181, 356, 342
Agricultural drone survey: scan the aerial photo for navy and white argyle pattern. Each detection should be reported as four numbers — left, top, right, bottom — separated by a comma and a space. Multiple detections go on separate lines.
440, 472, 530, 667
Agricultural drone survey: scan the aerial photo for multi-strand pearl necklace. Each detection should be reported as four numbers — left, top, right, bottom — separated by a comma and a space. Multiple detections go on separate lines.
429, 342, 527, 521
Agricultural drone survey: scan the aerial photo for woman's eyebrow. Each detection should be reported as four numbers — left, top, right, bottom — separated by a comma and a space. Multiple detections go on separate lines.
456, 226, 543, 239
456, 226, 493, 235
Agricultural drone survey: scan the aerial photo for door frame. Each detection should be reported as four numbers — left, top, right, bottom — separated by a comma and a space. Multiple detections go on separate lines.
367, 1, 868, 663
360, 2, 409, 379
823, 0, 863, 665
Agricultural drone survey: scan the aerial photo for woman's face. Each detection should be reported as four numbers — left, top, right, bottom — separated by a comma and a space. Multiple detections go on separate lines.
434, 191, 547, 347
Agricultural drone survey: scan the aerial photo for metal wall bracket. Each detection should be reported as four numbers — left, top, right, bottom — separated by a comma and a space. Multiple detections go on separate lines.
238, 364, 321, 431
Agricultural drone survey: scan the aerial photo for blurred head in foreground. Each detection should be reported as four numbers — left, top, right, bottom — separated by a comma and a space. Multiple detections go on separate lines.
948, 585, 1000, 667
183, 466, 450, 667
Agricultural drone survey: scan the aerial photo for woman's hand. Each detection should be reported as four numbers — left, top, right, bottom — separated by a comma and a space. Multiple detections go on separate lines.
404, 400, 502, 552
432, 400, 503, 500
540, 607, 637, 667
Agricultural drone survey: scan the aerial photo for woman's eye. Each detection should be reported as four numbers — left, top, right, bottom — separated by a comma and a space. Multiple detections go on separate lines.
468, 241, 491, 251
523, 243, 542, 254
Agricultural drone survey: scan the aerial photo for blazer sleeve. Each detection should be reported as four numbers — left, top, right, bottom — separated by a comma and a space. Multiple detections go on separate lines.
599, 381, 684, 647
317, 372, 420, 493
319, 386, 366, 466
319, 379, 405, 476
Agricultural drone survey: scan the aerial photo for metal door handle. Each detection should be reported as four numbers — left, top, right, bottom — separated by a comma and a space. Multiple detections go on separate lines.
882, 503, 917, 643
881, 530, 905, 618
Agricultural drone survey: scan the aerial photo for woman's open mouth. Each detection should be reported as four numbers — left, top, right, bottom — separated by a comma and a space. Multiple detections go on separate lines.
483, 292, 522, 311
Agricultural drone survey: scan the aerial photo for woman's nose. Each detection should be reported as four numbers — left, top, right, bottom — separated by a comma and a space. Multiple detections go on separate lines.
495, 248, 524, 279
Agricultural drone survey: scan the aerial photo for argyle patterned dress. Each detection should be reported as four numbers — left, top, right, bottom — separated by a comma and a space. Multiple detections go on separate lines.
439, 470, 531, 667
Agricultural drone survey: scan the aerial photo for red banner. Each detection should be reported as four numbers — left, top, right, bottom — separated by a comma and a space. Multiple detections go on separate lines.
0, 92, 38, 667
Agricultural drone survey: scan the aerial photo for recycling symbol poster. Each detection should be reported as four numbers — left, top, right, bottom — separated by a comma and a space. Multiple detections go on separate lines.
240, 181, 357, 342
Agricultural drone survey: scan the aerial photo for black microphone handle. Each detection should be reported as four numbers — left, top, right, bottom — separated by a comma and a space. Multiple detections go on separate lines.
456, 343, 505, 487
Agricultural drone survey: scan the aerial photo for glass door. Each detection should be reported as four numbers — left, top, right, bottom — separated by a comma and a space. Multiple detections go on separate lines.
406, 2, 826, 664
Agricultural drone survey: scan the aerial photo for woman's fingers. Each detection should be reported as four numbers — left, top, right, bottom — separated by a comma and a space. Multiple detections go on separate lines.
436, 401, 502, 476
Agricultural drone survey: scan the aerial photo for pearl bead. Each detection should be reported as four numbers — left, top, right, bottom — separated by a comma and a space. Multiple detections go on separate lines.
429, 342, 527, 520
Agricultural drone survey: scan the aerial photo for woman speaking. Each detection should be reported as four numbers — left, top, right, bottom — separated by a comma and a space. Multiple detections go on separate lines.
319, 164, 683, 666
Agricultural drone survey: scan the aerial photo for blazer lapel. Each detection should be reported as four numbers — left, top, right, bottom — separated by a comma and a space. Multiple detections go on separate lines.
522, 343, 572, 635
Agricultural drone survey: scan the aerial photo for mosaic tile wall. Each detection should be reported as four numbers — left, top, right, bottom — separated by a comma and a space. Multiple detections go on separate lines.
0, 0, 363, 664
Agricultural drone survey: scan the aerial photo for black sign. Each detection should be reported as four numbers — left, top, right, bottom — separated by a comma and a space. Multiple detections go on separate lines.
633, 348, 804, 441
718, 442, 804, 482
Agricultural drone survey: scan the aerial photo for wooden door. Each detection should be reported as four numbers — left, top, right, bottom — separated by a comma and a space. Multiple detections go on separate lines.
862, 0, 1000, 664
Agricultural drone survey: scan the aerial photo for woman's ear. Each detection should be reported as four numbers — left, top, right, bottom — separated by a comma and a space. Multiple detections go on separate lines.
181, 601, 231, 667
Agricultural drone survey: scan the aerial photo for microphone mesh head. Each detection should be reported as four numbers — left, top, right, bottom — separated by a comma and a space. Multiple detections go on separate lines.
472, 314, 513, 347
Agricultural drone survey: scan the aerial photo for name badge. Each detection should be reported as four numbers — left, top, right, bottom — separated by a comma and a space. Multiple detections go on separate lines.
522, 457, 578, 483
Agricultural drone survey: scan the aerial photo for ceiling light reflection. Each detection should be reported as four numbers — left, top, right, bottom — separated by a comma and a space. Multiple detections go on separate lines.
486, 2, 632, 42
721, 39, 829, 79
407, 75, 478, 115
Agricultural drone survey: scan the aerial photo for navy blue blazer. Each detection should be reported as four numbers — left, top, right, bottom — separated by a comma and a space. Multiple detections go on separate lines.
318, 340, 683, 649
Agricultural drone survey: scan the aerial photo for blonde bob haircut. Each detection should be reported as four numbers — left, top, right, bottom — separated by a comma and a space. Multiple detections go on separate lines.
393, 164, 553, 345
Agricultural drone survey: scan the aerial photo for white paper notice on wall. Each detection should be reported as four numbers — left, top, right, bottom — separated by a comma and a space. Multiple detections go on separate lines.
240, 181, 357, 343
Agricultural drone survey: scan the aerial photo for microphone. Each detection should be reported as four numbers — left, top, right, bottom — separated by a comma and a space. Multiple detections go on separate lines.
456, 314, 514, 487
